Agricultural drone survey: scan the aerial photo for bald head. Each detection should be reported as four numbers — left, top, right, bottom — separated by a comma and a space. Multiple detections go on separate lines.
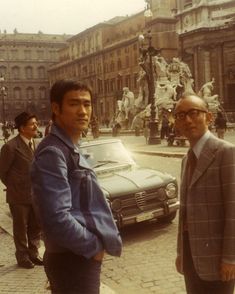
174, 94, 212, 147
175, 94, 208, 113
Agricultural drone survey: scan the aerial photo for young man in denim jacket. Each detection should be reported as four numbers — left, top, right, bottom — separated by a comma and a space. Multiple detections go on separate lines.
31, 79, 122, 294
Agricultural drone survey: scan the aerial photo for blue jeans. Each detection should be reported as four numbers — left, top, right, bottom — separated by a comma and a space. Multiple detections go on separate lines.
43, 251, 102, 294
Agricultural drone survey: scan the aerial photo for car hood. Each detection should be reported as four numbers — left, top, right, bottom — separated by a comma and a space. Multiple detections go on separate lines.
97, 167, 174, 197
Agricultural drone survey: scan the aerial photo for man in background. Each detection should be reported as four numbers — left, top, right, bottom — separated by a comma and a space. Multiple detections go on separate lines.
0, 112, 42, 269
214, 111, 227, 139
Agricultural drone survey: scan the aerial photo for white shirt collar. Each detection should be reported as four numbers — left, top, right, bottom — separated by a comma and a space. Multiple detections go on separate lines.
20, 134, 32, 146
192, 130, 210, 159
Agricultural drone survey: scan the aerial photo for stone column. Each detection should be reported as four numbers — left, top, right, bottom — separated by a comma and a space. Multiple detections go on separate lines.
216, 43, 224, 104
204, 50, 211, 82
193, 46, 199, 91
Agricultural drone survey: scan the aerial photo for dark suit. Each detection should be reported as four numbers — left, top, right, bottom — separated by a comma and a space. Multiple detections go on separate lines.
177, 132, 235, 293
0, 134, 41, 263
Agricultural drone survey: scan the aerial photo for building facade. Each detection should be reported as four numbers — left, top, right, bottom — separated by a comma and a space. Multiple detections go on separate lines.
175, 0, 235, 114
49, 1, 178, 123
3, 0, 234, 124
0, 32, 69, 123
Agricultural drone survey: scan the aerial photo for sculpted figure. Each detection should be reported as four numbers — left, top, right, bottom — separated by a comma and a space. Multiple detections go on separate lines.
198, 78, 220, 112
153, 55, 168, 83
167, 57, 182, 85
121, 87, 135, 120
155, 81, 177, 113
135, 69, 148, 110
198, 78, 215, 98
167, 57, 195, 94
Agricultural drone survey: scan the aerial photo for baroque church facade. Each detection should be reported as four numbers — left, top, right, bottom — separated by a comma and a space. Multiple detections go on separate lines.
174, 0, 235, 115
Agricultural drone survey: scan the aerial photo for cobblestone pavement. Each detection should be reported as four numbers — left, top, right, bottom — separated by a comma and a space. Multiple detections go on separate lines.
101, 219, 185, 294
0, 214, 185, 294
0, 228, 48, 294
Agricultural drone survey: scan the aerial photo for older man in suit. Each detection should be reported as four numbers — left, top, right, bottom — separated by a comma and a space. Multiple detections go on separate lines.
0, 112, 42, 269
174, 94, 235, 293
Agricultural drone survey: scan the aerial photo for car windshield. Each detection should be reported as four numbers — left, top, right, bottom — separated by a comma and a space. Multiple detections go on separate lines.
80, 141, 135, 169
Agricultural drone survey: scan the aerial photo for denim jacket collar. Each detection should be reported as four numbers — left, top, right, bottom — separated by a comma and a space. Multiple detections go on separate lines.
50, 123, 81, 155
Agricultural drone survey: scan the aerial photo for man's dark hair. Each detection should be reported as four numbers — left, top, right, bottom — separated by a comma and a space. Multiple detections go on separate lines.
14, 111, 37, 132
50, 79, 93, 108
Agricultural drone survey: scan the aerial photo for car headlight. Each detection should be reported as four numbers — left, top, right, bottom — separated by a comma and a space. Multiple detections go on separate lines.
165, 183, 177, 199
110, 199, 122, 212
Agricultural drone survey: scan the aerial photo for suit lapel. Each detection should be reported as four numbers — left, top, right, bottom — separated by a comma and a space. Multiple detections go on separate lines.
190, 135, 219, 187
180, 156, 188, 207
16, 135, 34, 160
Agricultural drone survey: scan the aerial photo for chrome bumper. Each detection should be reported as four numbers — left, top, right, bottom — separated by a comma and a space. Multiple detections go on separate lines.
117, 201, 180, 227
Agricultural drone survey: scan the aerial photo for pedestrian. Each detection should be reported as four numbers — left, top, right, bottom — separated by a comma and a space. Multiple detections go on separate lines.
160, 114, 169, 139
0, 111, 43, 269
104, 117, 110, 128
143, 119, 150, 144
174, 94, 235, 294
90, 116, 100, 139
31, 79, 122, 294
214, 111, 227, 139
112, 121, 121, 137
2, 122, 11, 142
44, 119, 52, 136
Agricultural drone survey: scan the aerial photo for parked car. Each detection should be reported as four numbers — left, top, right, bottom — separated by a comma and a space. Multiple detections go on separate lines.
80, 139, 179, 228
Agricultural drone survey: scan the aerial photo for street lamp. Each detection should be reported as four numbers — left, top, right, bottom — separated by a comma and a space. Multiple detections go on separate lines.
138, 33, 161, 144
144, 0, 153, 18
0, 76, 6, 123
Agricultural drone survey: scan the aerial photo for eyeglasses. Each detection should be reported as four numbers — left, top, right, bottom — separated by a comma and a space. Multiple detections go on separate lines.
174, 108, 208, 121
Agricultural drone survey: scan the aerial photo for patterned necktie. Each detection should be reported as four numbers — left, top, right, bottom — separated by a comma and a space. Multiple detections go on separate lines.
187, 149, 197, 183
29, 141, 34, 152
183, 149, 197, 231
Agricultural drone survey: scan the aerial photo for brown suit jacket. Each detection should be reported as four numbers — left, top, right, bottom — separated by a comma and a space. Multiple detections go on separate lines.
0, 134, 36, 204
177, 132, 235, 281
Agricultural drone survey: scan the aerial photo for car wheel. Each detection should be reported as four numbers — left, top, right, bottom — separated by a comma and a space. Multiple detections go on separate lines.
160, 211, 177, 223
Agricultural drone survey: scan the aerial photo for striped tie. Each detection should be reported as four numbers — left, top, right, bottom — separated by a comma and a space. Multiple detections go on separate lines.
29, 141, 34, 152
187, 149, 197, 184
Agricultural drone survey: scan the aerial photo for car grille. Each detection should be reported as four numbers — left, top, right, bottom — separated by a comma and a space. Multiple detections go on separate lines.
117, 188, 167, 215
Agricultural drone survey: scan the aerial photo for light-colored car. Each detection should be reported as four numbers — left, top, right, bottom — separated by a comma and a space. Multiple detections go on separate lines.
80, 139, 179, 228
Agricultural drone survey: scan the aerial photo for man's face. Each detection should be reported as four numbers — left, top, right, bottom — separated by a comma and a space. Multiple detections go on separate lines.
52, 90, 92, 139
20, 117, 38, 139
174, 96, 212, 146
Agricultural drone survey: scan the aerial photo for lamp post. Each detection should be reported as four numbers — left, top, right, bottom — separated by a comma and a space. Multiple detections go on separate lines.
0, 76, 6, 124
144, 0, 153, 18
139, 33, 161, 144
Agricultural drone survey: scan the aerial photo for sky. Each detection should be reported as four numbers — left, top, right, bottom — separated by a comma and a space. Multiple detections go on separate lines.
0, 0, 145, 35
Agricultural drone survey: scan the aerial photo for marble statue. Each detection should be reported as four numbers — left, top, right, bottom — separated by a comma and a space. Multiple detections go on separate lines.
198, 78, 220, 112
121, 87, 135, 120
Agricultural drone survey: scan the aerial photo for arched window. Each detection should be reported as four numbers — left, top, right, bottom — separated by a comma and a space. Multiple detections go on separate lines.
12, 66, 20, 79
13, 87, 21, 99
0, 66, 7, 77
38, 66, 46, 79
25, 66, 33, 79
39, 87, 46, 99
26, 87, 34, 100
117, 59, 122, 70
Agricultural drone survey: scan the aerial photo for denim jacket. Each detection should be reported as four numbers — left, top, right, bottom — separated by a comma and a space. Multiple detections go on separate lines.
31, 124, 122, 259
